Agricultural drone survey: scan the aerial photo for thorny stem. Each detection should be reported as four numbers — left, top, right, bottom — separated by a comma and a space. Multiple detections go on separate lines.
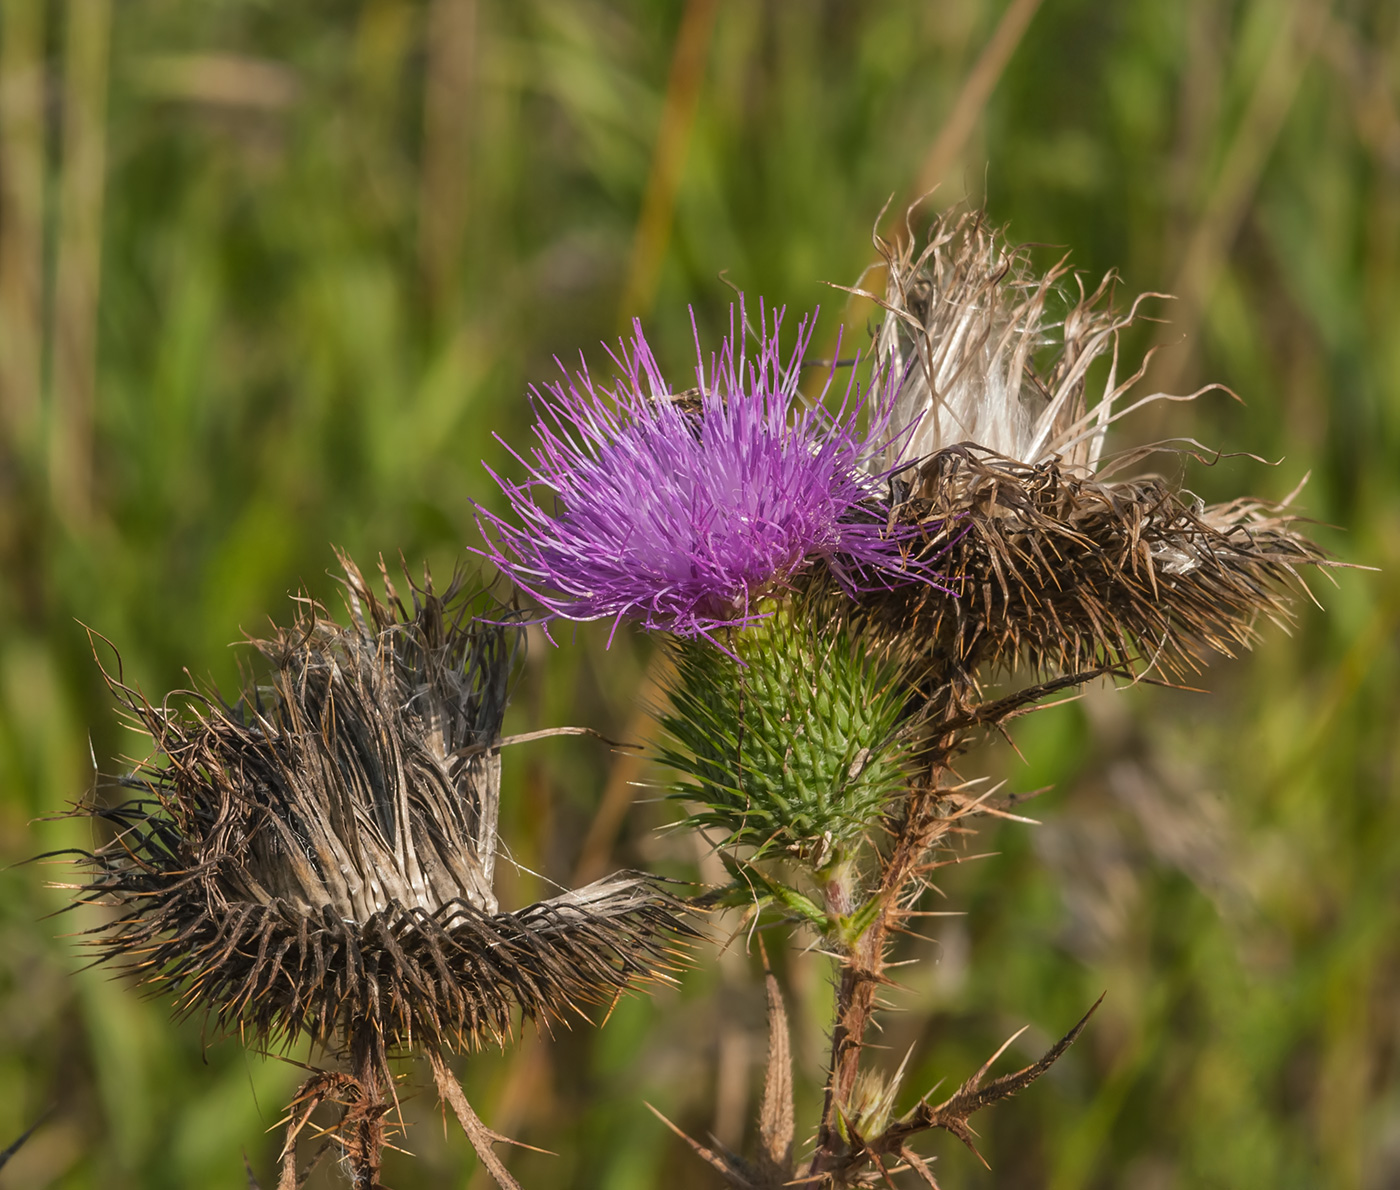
814, 855, 872, 1158
275, 1041, 389, 1190
811, 781, 956, 1181
347, 1034, 387, 1190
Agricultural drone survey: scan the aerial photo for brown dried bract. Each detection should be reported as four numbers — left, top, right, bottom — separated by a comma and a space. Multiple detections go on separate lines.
874, 445, 1323, 716
843, 206, 1328, 742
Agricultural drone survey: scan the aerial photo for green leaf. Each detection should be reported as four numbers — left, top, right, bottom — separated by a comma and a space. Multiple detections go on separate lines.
714, 852, 831, 930
838, 894, 885, 947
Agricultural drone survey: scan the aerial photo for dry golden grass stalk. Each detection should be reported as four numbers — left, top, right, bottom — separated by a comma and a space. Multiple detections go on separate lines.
65, 555, 688, 1189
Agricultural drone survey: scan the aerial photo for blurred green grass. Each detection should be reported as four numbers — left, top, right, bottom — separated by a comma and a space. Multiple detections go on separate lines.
1, 1, 1397, 1186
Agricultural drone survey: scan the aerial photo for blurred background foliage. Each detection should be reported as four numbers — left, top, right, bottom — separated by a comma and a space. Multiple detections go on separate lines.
0, 0, 1396, 1186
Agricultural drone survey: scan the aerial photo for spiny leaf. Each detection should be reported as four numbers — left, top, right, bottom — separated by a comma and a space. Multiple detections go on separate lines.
900, 1146, 942, 1189
430, 1049, 523, 1190
709, 852, 831, 930
820, 996, 1105, 1184
921, 992, 1105, 1124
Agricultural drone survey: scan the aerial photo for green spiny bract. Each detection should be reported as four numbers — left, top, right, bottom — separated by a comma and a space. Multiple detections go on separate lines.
657, 603, 911, 861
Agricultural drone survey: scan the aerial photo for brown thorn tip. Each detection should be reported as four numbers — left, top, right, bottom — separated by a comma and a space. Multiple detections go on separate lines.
646, 1104, 759, 1190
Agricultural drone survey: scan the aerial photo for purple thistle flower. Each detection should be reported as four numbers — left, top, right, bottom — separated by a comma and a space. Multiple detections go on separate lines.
477, 301, 942, 640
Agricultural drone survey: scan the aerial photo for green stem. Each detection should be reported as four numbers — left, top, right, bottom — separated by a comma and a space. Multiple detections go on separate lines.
813, 859, 887, 1170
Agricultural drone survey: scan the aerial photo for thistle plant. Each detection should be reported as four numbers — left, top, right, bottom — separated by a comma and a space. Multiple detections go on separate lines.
482, 207, 1326, 1187
50, 206, 1328, 1190
62, 556, 687, 1189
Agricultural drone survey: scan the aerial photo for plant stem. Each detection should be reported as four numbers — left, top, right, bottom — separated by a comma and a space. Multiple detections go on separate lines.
348, 1034, 386, 1190
810, 780, 956, 1180
814, 873, 887, 1168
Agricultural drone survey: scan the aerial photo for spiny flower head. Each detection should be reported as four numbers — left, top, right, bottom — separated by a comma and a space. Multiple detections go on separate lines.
478, 301, 938, 640
69, 556, 687, 1063
847, 206, 1326, 694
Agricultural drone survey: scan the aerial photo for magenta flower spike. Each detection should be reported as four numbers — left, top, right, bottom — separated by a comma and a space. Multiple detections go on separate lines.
477, 302, 936, 640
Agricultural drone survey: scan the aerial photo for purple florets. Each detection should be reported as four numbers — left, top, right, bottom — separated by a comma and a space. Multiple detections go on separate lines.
477, 302, 937, 639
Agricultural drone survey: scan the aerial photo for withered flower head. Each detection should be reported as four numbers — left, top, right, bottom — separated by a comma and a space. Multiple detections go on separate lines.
851, 207, 1325, 712
71, 556, 686, 1187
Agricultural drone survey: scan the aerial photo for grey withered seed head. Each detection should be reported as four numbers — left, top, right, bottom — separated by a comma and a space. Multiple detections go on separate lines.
845, 208, 1327, 704
71, 555, 686, 1064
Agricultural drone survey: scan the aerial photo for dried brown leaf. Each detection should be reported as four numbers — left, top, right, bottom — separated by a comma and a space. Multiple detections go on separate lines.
899, 993, 1104, 1162
900, 1145, 942, 1189
820, 997, 1104, 1185
757, 946, 795, 1183
647, 1103, 759, 1190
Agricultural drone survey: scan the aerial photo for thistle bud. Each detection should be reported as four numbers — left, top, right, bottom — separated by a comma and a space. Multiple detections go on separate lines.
658, 600, 912, 862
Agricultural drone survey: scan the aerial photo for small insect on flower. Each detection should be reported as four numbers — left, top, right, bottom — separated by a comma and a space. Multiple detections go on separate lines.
64, 555, 688, 1190
477, 301, 946, 642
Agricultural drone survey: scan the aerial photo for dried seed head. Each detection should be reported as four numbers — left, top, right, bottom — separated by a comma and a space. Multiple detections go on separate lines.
883, 450, 1323, 693
847, 209, 1326, 706
71, 556, 687, 1063
863, 205, 1159, 473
